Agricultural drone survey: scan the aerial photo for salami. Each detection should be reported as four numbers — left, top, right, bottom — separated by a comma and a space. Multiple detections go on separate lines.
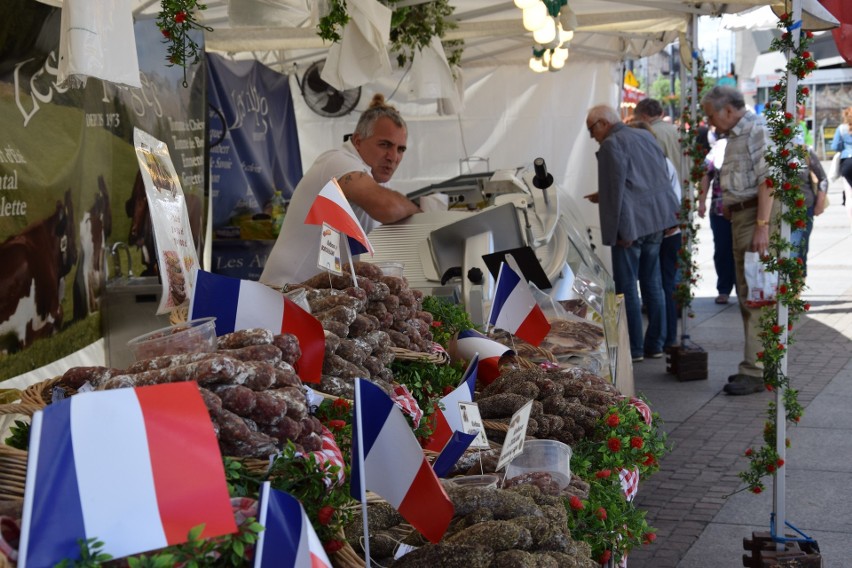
104, 356, 245, 389
215, 384, 257, 416
379, 275, 407, 295
219, 344, 283, 364
308, 293, 363, 314
320, 375, 354, 398
61, 366, 116, 389
348, 313, 377, 337
344, 261, 385, 281
272, 333, 302, 365
217, 328, 274, 350
324, 331, 341, 358
263, 416, 303, 444
321, 320, 349, 338
278, 386, 308, 421
317, 305, 357, 327
251, 389, 290, 425
126, 351, 216, 373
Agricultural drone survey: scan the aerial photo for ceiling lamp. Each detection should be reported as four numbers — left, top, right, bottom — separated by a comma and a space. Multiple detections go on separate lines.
529, 55, 548, 73
514, 0, 538, 9
522, 2, 548, 32
533, 16, 558, 46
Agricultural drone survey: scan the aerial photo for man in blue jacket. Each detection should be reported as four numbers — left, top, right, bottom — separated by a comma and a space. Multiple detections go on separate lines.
584, 104, 679, 362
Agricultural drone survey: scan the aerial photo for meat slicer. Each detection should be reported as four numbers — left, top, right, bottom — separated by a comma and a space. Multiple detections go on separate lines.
366, 158, 610, 327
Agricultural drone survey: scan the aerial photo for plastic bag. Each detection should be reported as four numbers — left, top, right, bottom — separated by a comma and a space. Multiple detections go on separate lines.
829, 152, 842, 182
744, 251, 777, 307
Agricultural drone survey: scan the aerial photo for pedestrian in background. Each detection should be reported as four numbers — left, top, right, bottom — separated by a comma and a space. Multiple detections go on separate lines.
702, 86, 773, 396
584, 105, 679, 363
697, 137, 736, 305
830, 106, 852, 214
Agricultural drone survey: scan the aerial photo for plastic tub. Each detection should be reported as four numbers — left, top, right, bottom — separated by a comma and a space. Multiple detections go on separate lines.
374, 261, 404, 277
505, 439, 572, 489
127, 317, 217, 361
450, 474, 499, 490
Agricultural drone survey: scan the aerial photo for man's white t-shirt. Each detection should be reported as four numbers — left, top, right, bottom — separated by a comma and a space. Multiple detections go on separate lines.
260, 141, 380, 287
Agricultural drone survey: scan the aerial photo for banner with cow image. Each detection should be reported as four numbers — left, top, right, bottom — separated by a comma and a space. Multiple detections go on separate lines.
0, 0, 206, 381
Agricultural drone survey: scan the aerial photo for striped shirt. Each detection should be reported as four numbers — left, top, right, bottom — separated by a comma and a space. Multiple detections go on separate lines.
720, 111, 769, 206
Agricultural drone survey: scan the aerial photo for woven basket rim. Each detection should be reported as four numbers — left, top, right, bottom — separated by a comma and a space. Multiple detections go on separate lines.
19, 376, 65, 409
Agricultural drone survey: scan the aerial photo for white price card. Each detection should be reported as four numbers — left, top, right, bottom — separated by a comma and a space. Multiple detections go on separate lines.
317, 222, 343, 274
458, 401, 490, 450
495, 399, 534, 471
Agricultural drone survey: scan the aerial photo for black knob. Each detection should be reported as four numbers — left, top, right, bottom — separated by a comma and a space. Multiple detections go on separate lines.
532, 157, 554, 189
467, 267, 483, 284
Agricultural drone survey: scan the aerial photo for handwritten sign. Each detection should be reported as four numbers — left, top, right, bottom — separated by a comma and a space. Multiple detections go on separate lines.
495, 400, 533, 471
458, 401, 489, 450
317, 222, 342, 274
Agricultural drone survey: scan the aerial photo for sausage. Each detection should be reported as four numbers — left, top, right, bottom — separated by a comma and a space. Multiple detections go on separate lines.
348, 313, 377, 337
272, 334, 301, 365
379, 275, 407, 295
321, 320, 349, 338
219, 344, 282, 363
308, 293, 363, 314
214, 384, 257, 416
386, 329, 411, 349
317, 305, 357, 327
105, 355, 245, 389
324, 330, 341, 358
61, 366, 116, 389
262, 416, 303, 444
336, 338, 368, 365
217, 328, 274, 350
344, 261, 385, 281
125, 352, 217, 374
250, 389, 290, 425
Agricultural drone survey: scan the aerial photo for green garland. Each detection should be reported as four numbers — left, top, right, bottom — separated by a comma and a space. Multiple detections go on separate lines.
738, 12, 814, 495
674, 58, 709, 315
317, 0, 463, 69
156, 0, 213, 88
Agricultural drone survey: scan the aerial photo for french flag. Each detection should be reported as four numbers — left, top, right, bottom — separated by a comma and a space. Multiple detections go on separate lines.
350, 379, 453, 544
304, 178, 374, 256
190, 270, 325, 383
488, 260, 551, 346
18, 383, 237, 567
424, 355, 478, 453
454, 329, 514, 386
254, 482, 331, 568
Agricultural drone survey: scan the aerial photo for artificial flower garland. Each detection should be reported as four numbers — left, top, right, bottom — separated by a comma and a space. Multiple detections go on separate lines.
157, 0, 213, 87
674, 57, 709, 315
739, 12, 814, 494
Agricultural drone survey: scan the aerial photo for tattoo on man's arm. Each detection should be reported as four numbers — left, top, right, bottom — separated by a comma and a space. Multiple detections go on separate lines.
340, 172, 368, 186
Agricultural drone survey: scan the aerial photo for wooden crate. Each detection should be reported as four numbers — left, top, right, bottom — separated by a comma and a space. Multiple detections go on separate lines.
666, 344, 708, 381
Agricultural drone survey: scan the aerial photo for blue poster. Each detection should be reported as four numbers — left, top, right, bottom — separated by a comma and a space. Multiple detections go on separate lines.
207, 53, 302, 236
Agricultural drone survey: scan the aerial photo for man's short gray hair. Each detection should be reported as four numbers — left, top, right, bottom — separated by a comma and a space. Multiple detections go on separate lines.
702, 86, 745, 111
354, 94, 407, 139
587, 104, 621, 125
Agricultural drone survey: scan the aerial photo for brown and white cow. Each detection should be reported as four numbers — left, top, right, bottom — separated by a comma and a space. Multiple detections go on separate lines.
0, 190, 77, 353
73, 175, 112, 319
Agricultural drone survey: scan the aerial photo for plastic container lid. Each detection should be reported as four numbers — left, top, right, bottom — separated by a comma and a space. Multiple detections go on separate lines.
126, 317, 217, 362
505, 439, 572, 489
374, 261, 404, 277
450, 474, 499, 489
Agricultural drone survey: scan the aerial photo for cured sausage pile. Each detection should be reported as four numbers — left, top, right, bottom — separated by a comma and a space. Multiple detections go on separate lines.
59, 329, 321, 459
345, 485, 597, 568
294, 262, 436, 399
475, 366, 620, 447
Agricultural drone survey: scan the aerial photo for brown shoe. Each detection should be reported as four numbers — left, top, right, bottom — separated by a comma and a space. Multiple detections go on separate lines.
715, 294, 730, 304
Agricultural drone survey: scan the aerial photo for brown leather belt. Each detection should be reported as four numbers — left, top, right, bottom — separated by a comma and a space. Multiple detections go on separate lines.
727, 197, 759, 212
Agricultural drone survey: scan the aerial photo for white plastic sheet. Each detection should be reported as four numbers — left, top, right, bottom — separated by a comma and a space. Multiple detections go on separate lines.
321, 0, 391, 90
57, 0, 141, 88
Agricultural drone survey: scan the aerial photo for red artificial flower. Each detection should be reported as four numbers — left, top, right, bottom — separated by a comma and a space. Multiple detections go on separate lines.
643, 453, 656, 466
442, 386, 454, 396
802, 87, 810, 95
596, 507, 608, 520
795, 257, 804, 265
789, 162, 799, 169
174, 11, 187, 23
569, 495, 584, 510
806, 61, 816, 70
161, 29, 171, 38
782, 127, 792, 136
766, 178, 774, 188
804, 303, 811, 311
630, 436, 644, 449
773, 84, 782, 92
777, 343, 785, 351
782, 182, 792, 191
806, 31, 814, 39
317, 505, 335, 525
779, 284, 788, 295
606, 413, 620, 427
752, 486, 763, 494
788, 323, 794, 331
329, 419, 346, 431
795, 219, 806, 229
766, 463, 776, 473
777, 459, 785, 467
599, 550, 612, 564
596, 469, 612, 479
794, 416, 801, 423
745, 448, 753, 457
771, 325, 782, 334
608, 437, 622, 452
757, 351, 764, 360
802, 51, 811, 59
780, 13, 788, 20
766, 384, 774, 392
784, 112, 793, 120
333, 397, 350, 410
780, 149, 790, 157
430, 320, 442, 328
795, 198, 805, 208
324, 539, 344, 553
644, 532, 657, 544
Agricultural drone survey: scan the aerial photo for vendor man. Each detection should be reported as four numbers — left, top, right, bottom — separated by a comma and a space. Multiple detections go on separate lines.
261, 94, 420, 286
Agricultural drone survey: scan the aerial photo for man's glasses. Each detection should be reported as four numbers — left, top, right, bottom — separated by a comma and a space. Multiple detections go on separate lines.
587, 120, 602, 134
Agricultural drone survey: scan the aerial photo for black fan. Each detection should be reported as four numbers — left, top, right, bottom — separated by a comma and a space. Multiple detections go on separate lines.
300, 60, 361, 118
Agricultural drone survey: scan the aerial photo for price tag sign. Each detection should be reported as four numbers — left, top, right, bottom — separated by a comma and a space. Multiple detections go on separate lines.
458, 401, 489, 449
317, 222, 343, 275
495, 399, 533, 471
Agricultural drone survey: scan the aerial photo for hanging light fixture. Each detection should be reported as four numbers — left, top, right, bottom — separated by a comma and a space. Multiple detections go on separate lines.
514, 0, 538, 9
522, 2, 548, 32
533, 15, 558, 45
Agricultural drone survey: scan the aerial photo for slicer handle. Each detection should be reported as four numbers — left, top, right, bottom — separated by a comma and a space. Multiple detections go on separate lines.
532, 157, 554, 190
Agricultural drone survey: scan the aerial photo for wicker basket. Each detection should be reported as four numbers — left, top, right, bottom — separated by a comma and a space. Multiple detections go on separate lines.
0, 445, 27, 502
391, 345, 449, 365
19, 377, 68, 409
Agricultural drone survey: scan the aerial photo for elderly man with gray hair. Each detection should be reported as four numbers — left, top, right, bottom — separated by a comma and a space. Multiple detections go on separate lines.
584, 104, 679, 363
701, 85, 773, 395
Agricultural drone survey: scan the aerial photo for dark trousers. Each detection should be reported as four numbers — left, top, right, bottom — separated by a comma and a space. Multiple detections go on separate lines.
660, 232, 680, 347
709, 213, 736, 296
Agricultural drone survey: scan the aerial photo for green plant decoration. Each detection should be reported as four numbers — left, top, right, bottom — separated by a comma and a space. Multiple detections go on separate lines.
156, 0, 213, 87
